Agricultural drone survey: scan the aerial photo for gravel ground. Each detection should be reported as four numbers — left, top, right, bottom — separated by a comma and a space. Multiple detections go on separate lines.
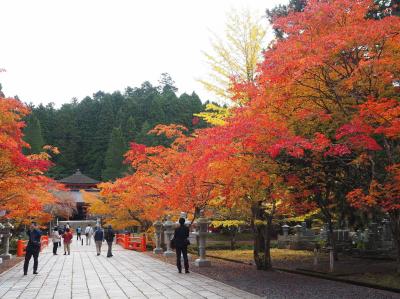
145, 252, 400, 299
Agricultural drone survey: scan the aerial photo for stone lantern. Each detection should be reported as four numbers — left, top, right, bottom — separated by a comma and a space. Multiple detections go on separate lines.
194, 210, 211, 267
0, 221, 14, 261
163, 215, 176, 257
294, 224, 302, 236
153, 220, 163, 254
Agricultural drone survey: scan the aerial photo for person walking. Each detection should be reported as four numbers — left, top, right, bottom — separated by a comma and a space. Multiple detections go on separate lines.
62, 228, 73, 255
94, 227, 104, 256
58, 227, 63, 247
76, 226, 82, 241
85, 224, 93, 246
173, 218, 190, 274
52, 227, 61, 255
104, 225, 115, 257
23, 222, 42, 275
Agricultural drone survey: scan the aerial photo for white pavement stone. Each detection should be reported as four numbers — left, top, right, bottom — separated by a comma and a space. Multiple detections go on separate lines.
0, 237, 260, 299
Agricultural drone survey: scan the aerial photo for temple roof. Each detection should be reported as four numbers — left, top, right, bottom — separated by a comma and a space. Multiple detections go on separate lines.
58, 170, 100, 185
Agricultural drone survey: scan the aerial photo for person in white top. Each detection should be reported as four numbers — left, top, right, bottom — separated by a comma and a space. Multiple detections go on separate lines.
52, 227, 61, 255
85, 224, 94, 245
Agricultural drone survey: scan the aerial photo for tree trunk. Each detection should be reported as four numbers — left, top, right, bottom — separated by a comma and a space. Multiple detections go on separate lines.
251, 202, 272, 270
264, 216, 272, 269
230, 229, 236, 250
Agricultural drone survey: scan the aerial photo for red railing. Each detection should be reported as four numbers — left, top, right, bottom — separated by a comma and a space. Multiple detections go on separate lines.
17, 235, 49, 257
115, 233, 146, 252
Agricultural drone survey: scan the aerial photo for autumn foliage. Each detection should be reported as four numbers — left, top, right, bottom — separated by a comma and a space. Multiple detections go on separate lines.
97, 0, 400, 271
0, 96, 59, 224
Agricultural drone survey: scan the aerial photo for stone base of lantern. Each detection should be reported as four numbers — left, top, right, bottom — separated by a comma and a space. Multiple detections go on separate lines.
179, 253, 192, 263
0, 254, 11, 260
163, 250, 175, 257
195, 258, 211, 267
153, 248, 163, 254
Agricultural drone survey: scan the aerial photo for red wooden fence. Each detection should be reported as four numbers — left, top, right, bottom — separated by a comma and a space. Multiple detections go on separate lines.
115, 233, 146, 252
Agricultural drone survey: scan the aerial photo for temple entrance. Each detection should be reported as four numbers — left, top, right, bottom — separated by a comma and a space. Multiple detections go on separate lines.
56, 170, 100, 220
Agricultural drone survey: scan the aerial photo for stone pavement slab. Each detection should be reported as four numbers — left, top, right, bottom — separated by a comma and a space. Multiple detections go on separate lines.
0, 238, 259, 299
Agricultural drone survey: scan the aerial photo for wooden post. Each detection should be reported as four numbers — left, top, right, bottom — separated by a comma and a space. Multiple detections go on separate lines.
17, 240, 26, 257
141, 234, 147, 252
124, 234, 129, 249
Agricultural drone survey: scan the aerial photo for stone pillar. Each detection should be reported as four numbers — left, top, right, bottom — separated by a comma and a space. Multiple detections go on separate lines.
328, 246, 334, 272
163, 216, 176, 257
153, 220, 163, 254
194, 211, 211, 267
382, 219, 391, 241
282, 224, 290, 238
0, 222, 13, 260
294, 224, 302, 236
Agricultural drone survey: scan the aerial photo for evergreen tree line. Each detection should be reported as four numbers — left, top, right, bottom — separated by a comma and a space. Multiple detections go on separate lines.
23, 74, 207, 181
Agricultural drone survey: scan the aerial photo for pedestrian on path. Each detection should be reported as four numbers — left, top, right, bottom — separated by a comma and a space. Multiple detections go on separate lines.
85, 224, 94, 245
94, 226, 104, 256
104, 225, 115, 257
58, 227, 63, 247
76, 226, 82, 241
23, 221, 42, 275
63, 228, 73, 255
173, 218, 190, 274
52, 227, 61, 255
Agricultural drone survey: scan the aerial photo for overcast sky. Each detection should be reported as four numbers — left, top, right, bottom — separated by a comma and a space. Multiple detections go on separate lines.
0, 0, 287, 106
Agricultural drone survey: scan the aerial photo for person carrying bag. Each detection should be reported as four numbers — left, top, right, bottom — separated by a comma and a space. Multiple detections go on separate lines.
173, 218, 190, 273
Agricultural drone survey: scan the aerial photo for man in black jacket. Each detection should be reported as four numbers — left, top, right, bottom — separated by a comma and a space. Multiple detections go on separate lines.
104, 225, 115, 257
23, 222, 42, 275
173, 218, 190, 273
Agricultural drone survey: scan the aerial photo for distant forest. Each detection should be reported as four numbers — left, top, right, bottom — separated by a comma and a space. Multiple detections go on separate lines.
23, 74, 208, 181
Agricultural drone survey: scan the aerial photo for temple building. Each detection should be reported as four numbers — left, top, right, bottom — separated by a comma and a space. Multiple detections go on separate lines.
57, 170, 100, 220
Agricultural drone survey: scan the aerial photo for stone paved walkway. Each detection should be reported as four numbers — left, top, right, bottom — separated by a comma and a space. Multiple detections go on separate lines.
0, 239, 259, 299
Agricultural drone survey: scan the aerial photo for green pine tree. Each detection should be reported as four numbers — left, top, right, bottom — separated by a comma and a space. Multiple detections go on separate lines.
23, 115, 45, 154
124, 116, 137, 143
102, 127, 127, 181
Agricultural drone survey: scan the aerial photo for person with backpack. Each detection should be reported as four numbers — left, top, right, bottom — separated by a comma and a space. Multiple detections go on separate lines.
94, 226, 104, 256
62, 228, 73, 255
85, 224, 94, 245
104, 225, 115, 257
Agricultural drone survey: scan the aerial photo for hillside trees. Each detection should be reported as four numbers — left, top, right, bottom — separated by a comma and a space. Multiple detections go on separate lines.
29, 76, 205, 180
102, 127, 127, 181
23, 115, 45, 154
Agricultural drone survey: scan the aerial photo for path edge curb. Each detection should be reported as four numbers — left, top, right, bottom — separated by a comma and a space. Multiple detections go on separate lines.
274, 267, 400, 294
195, 253, 400, 294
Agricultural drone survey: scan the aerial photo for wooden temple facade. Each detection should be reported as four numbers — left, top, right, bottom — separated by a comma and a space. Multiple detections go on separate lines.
58, 170, 100, 220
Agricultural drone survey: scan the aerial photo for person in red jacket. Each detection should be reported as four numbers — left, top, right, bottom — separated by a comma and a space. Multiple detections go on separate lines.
62, 228, 73, 255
